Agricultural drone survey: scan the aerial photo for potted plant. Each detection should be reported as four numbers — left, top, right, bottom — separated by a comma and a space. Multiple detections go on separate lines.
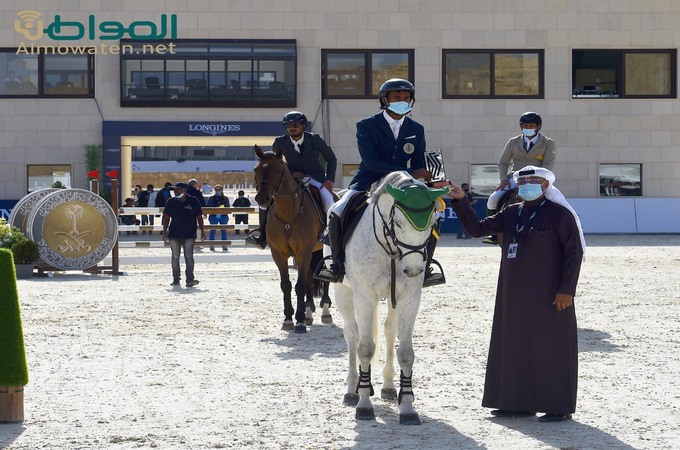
10, 239, 40, 279
0, 248, 29, 422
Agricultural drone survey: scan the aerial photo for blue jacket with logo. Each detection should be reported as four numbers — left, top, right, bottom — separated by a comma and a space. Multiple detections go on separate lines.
349, 112, 427, 191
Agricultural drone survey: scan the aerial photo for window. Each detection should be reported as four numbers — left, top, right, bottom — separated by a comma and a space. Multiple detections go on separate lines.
599, 163, 642, 197
322, 50, 414, 98
572, 50, 676, 98
120, 39, 297, 107
443, 50, 544, 98
469, 164, 499, 197
0, 49, 94, 97
27, 165, 71, 192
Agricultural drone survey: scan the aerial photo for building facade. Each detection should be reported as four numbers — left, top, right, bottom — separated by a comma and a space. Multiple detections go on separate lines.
1, 1, 680, 231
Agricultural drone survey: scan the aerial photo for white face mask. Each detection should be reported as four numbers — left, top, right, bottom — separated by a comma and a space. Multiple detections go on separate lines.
387, 101, 412, 116
522, 128, 537, 138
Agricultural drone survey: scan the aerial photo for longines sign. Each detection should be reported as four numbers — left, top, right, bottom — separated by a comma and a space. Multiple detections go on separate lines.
188, 124, 241, 136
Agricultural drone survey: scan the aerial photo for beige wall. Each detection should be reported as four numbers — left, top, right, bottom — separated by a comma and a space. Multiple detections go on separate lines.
1, 1, 680, 200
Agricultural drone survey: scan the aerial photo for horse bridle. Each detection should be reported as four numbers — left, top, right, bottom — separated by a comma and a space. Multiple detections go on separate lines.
372, 200, 432, 262
373, 199, 434, 309
255, 159, 304, 231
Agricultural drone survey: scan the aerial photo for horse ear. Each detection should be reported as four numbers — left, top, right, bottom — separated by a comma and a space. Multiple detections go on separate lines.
254, 145, 264, 158
275, 146, 283, 158
385, 183, 406, 201
426, 186, 450, 201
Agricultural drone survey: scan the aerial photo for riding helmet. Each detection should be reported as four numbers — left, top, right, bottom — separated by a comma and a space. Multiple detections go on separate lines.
283, 111, 307, 128
378, 78, 415, 109
519, 111, 542, 127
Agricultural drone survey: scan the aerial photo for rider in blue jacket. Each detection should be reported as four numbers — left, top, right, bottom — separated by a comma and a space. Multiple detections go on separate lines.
316, 78, 444, 286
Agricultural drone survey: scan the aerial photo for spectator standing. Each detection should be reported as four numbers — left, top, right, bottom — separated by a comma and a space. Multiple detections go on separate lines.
162, 182, 206, 287
206, 184, 230, 251
135, 184, 153, 234
444, 166, 585, 423
187, 178, 207, 206
232, 190, 251, 235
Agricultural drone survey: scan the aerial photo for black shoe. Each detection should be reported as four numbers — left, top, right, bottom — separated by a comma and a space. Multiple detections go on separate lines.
186, 279, 200, 287
222, 246, 228, 251
482, 235, 498, 245
210, 246, 215, 251
538, 413, 572, 422
490, 410, 536, 418
171, 279, 180, 286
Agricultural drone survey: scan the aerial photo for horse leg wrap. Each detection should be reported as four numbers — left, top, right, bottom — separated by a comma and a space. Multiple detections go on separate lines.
356, 364, 374, 397
398, 370, 414, 405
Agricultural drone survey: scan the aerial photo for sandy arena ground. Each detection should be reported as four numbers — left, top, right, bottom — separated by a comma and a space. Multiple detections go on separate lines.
2, 233, 680, 449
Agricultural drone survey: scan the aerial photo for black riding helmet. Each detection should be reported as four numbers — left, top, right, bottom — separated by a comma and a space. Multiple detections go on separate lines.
519, 111, 542, 127
283, 111, 307, 128
379, 78, 416, 110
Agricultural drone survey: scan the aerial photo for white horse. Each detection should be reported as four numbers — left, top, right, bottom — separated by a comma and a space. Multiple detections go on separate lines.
332, 171, 449, 425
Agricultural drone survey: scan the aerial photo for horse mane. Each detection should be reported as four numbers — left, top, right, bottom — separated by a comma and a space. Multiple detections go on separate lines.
368, 171, 427, 204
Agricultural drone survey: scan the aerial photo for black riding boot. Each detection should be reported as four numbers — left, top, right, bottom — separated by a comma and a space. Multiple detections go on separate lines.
482, 208, 498, 245
423, 219, 446, 288
246, 208, 268, 249
314, 213, 345, 283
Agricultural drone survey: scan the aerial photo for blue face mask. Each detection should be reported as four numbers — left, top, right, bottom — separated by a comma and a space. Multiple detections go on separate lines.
387, 101, 412, 116
522, 128, 537, 138
518, 183, 544, 201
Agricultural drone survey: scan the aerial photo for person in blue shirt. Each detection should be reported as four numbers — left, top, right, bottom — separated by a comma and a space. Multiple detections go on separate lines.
316, 78, 442, 285
163, 182, 206, 287
206, 184, 230, 251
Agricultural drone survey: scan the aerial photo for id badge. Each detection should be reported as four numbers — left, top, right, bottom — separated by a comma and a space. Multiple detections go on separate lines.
507, 243, 518, 259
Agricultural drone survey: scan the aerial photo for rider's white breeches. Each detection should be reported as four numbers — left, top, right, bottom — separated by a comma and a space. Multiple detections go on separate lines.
487, 178, 517, 210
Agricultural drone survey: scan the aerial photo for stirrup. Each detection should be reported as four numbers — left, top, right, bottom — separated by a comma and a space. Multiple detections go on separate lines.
313, 255, 343, 283
245, 231, 266, 249
423, 259, 446, 288
482, 235, 497, 245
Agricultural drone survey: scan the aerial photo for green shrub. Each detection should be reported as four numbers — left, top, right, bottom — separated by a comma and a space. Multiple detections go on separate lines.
0, 248, 29, 386
11, 239, 40, 265
0, 218, 25, 250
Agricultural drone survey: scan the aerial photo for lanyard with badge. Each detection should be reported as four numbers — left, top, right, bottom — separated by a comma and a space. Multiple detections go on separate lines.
507, 199, 546, 259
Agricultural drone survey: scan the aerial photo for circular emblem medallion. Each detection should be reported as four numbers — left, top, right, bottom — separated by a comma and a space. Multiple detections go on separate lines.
8, 188, 58, 233
536, 154, 544, 161
403, 143, 415, 154
26, 189, 118, 270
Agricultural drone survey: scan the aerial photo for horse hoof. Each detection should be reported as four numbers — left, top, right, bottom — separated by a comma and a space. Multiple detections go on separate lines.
381, 388, 397, 401
304, 318, 313, 326
321, 314, 333, 324
399, 413, 421, 425
355, 407, 375, 420
281, 321, 294, 331
343, 393, 359, 406
293, 323, 307, 333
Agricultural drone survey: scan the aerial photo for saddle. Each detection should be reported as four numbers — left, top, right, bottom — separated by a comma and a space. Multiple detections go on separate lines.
304, 184, 327, 227
339, 191, 369, 247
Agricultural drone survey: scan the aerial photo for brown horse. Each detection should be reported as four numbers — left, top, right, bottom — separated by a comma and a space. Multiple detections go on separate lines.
253, 145, 332, 333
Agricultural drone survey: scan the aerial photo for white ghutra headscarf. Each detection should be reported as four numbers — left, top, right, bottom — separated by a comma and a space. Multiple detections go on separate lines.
514, 166, 586, 261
